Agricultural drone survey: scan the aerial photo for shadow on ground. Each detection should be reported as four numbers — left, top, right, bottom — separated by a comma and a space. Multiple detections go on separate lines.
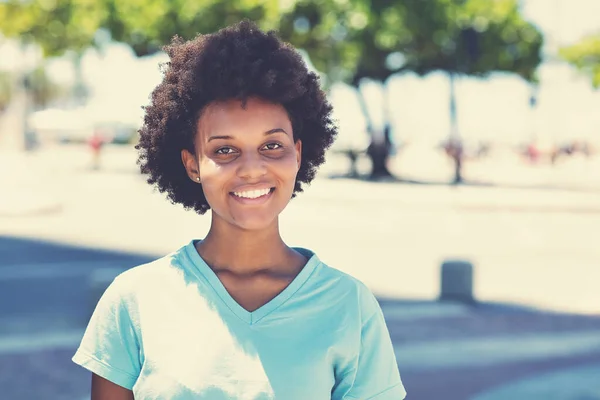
378, 296, 600, 399
0, 235, 157, 335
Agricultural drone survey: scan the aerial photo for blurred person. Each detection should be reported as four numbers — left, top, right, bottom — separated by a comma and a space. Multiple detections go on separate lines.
526, 142, 540, 163
88, 129, 107, 170
72, 21, 405, 400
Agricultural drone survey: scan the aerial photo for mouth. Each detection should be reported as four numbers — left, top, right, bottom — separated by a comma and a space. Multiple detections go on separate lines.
229, 187, 275, 204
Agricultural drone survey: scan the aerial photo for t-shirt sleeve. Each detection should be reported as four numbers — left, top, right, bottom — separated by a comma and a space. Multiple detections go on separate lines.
72, 275, 141, 390
334, 286, 407, 400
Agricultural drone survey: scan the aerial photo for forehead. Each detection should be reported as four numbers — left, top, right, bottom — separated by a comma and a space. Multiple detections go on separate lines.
197, 98, 292, 138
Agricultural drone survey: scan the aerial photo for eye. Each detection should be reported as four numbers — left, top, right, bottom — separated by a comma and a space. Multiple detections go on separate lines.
263, 142, 283, 150
215, 147, 236, 155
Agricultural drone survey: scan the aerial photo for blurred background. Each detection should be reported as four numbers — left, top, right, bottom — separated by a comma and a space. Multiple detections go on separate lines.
1, 0, 600, 399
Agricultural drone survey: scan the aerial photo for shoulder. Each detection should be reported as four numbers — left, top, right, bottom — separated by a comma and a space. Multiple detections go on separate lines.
315, 262, 381, 318
102, 245, 190, 304
316, 263, 369, 292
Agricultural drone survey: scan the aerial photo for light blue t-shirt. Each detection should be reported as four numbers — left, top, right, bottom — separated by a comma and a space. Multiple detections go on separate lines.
72, 240, 406, 399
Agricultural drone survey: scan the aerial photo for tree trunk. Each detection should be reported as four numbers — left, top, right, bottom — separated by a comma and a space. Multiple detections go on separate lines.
355, 81, 393, 180
367, 123, 393, 179
448, 71, 463, 184
2, 75, 29, 151
72, 52, 87, 106
13, 42, 34, 151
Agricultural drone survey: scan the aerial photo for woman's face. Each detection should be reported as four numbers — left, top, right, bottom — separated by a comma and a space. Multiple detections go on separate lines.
182, 97, 302, 231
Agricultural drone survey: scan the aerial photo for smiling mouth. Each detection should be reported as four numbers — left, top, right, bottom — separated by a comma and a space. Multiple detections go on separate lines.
230, 187, 275, 200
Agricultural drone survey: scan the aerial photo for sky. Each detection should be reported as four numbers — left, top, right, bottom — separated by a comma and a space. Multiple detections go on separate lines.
1, 0, 600, 146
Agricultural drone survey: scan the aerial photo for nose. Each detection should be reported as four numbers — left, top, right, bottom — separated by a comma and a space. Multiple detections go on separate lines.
236, 152, 267, 180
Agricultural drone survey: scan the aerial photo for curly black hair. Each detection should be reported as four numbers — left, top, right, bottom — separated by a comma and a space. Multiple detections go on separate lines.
135, 20, 338, 215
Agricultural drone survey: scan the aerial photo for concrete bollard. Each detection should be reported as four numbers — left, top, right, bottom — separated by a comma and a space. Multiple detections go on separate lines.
89, 268, 126, 314
439, 259, 475, 303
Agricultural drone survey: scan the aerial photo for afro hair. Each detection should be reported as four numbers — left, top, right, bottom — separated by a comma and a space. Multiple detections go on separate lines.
135, 20, 338, 215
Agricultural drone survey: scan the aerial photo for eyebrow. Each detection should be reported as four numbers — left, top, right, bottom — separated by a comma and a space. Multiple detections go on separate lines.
207, 128, 288, 142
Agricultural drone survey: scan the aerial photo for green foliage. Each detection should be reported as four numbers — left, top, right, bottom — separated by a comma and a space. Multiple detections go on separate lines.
279, 0, 544, 86
560, 34, 600, 88
0, 0, 280, 110
0, 0, 280, 57
394, 0, 543, 82
104, 0, 279, 56
277, 0, 367, 86
0, 0, 544, 88
0, 0, 107, 57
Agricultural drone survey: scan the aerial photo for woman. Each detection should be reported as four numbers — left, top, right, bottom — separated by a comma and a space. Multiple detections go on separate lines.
72, 20, 406, 400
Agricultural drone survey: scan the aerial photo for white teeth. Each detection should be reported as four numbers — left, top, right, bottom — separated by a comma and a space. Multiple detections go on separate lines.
233, 188, 271, 199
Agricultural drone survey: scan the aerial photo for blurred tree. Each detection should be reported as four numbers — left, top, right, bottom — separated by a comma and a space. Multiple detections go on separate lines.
103, 0, 279, 57
0, 0, 107, 102
560, 34, 600, 88
0, 67, 67, 113
0, 70, 12, 113
0, 0, 106, 148
278, 0, 400, 179
0, 0, 106, 57
279, 0, 543, 182
395, 0, 543, 183
27, 66, 69, 109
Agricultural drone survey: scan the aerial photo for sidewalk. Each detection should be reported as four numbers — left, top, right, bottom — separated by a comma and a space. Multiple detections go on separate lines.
0, 150, 62, 216
3, 144, 600, 216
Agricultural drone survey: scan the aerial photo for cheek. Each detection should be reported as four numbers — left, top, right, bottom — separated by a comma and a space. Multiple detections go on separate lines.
277, 147, 301, 171
270, 155, 300, 183
199, 159, 220, 179
198, 160, 229, 197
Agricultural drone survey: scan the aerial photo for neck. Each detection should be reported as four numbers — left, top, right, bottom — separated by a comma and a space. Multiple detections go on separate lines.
197, 214, 299, 275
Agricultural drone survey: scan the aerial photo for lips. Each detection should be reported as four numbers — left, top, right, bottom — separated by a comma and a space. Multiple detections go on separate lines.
229, 186, 275, 204
231, 187, 273, 199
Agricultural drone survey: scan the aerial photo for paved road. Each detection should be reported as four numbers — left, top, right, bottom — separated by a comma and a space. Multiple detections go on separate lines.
0, 237, 154, 400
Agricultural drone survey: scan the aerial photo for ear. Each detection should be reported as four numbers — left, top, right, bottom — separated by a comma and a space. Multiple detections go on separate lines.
295, 140, 302, 170
181, 149, 201, 183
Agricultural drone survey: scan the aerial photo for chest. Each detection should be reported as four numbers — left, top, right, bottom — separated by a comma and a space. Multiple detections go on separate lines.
135, 302, 349, 400
215, 273, 292, 313
133, 282, 359, 400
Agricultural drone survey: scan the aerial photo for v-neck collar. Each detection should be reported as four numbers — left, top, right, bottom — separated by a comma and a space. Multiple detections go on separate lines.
184, 239, 320, 325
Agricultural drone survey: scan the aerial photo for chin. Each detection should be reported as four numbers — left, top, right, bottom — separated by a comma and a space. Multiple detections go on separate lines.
224, 194, 290, 231
209, 192, 291, 231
